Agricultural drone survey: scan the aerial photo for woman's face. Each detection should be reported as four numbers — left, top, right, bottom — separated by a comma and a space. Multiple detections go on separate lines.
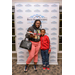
35, 21, 41, 28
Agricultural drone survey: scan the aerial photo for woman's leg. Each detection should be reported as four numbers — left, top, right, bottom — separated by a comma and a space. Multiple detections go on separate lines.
33, 41, 40, 70
26, 43, 36, 64
24, 42, 36, 72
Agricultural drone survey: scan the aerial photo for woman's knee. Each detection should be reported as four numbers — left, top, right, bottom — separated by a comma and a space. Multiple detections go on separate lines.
29, 55, 34, 59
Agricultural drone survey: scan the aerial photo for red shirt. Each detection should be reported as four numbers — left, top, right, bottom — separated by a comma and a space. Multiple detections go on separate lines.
40, 35, 51, 52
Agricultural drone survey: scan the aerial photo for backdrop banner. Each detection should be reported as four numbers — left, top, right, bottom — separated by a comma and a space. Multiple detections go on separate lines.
15, 3, 59, 65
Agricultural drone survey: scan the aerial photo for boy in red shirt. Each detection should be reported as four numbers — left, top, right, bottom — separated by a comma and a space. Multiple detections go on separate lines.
40, 29, 51, 70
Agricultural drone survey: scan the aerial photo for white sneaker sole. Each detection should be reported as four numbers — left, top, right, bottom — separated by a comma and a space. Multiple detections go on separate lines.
24, 68, 27, 72
34, 68, 37, 71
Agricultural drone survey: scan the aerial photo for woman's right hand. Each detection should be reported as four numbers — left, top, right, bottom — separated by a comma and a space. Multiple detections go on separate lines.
30, 34, 35, 38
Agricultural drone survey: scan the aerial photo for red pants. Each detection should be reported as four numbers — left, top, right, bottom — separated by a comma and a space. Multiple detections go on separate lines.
26, 41, 41, 64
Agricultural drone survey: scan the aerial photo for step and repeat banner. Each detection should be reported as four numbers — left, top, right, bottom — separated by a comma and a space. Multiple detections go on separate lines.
15, 3, 59, 65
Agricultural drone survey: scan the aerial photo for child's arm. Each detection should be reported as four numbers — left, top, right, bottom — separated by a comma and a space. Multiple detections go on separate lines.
47, 36, 51, 53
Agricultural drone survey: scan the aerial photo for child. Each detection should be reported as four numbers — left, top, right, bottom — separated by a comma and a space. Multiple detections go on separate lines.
40, 29, 51, 70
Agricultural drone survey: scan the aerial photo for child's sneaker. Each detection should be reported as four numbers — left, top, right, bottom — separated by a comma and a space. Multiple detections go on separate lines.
34, 65, 37, 71
43, 66, 46, 70
24, 65, 28, 72
47, 67, 50, 70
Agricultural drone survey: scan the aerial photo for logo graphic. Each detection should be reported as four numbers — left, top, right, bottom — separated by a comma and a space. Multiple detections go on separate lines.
17, 9, 23, 12
50, 56, 56, 58
19, 51, 24, 54
51, 28, 57, 30
45, 33, 49, 35
51, 4, 58, 7
51, 21, 57, 24
51, 32, 57, 35
43, 9, 49, 12
43, 4, 49, 7
34, 9, 40, 12
38, 56, 40, 58
17, 21, 23, 24
18, 37, 23, 40
51, 42, 56, 45
51, 47, 56, 49
50, 59, 56, 62
16, 4, 23, 7
25, 4, 32, 7
51, 51, 56, 54
38, 59, 40, 62
17, 16, 23, 19
51, 16, 57, 19
51, 9, 57, 12
34, 4, 40, 7
18, 28, 23, 30
19, 59, 24, 61
51, 37, 56, 40
19, 55, 24, 58
43, 27, 49, 30
25, 9, 31, 12
27, 14, 47, 24
18, 33, 23, 35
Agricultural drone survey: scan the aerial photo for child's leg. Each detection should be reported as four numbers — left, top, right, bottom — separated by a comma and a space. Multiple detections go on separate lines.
41, 50, 46, 66
45, 50, 49, 67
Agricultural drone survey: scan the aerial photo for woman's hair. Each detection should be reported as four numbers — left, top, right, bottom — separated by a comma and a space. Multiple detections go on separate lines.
33, 19, 41, 26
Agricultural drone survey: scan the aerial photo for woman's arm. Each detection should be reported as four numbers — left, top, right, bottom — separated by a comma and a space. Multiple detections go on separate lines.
25, 27, 35, 38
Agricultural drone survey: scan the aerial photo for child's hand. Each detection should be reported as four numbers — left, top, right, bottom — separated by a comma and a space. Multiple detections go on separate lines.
48, 51, 50, 54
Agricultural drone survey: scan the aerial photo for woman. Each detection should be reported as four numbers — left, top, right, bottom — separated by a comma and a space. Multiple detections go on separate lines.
24, 19, 41, 72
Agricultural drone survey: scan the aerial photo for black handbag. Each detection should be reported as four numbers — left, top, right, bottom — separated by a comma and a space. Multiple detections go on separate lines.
19, 36, 32, 50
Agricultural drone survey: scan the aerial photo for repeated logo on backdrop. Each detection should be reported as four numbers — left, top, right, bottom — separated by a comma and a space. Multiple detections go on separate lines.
43, 4, 49, 7
17, 21, 23, 24
17, 9, 23, 12
25, 4, 32, 7
51, 16, 57, 19
43, 9, 49, 12
18, 28, 23, 30
34, 4, 40, 7
51, 32, 57, 35
51, 4, 58, 7
51, 9, 57, 12
17, 16, 23, 19
16, 4, 23, 7
18, 32, 23, 35
25, 9, 31, 12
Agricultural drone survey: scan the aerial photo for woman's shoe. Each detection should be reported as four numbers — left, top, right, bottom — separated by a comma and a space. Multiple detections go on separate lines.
34, 65, 37, 71
24, 65, 28, 72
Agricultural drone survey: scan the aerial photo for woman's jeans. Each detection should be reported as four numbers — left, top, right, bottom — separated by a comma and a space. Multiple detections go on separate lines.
41, 49, 49, 67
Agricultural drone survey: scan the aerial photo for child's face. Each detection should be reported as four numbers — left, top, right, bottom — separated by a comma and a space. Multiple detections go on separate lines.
41, 30, 45, 36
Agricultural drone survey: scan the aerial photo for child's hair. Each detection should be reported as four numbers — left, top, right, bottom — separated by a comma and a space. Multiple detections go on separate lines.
41, 29, 46, 32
